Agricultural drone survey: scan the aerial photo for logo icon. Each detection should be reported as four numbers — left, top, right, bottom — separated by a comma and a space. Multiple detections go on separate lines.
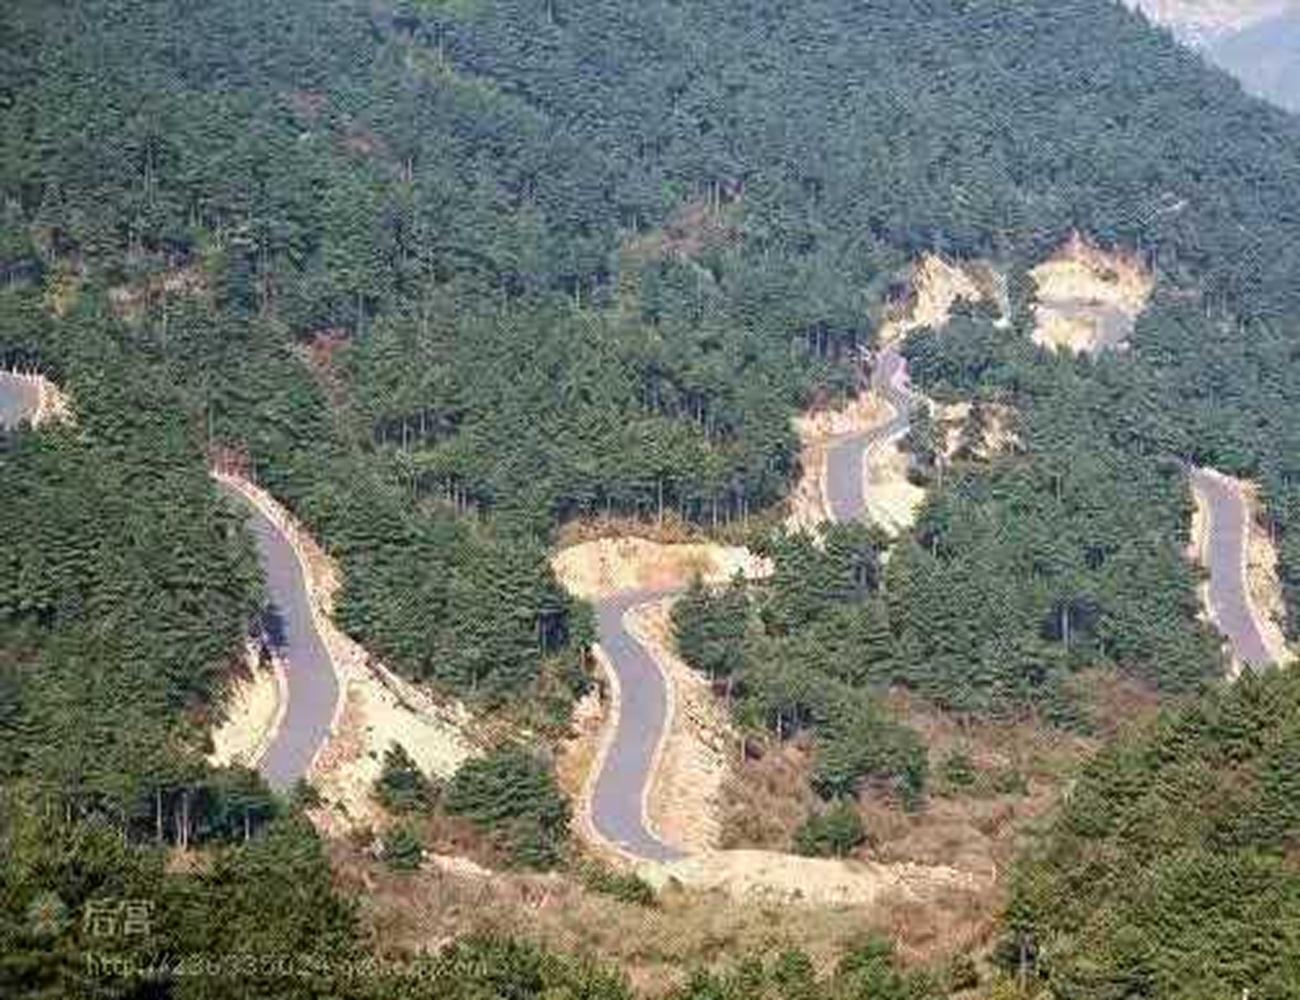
26, 891, 68, 938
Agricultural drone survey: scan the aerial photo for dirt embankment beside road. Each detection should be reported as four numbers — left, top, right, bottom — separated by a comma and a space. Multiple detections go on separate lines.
213, 472, 474, 833
209, 639, 288, 769
1029, 233, 1154, 354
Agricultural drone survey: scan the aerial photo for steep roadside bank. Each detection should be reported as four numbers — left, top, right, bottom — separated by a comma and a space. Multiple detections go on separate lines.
213, 472, 473, 830
215, 478, 341, 790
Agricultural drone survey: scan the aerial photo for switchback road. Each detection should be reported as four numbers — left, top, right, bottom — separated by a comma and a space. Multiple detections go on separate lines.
217, 482, 339, 790
590, 587, 687, 861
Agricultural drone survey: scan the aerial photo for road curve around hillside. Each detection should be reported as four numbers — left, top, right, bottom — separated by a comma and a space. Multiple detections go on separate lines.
826, 345, 913, 523
591, 588, 688, 861
588, 347, 915, 862
0, 372, 41, 429
217, 483, 339, 790
1189, 468, 1276, 668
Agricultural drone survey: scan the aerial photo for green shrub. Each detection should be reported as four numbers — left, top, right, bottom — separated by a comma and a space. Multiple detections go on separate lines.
940, 749, 977, 791
793, 801, 866, 858
445, 747, 570, 869
578, 862, 656, 906
382, 824, 424, 871
374, 742, 439, 814
990, 767, 1029, 797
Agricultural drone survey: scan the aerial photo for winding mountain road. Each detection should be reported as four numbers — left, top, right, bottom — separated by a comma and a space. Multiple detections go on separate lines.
590, 588, 687, 861
1189, 468, 1276, 668
217, 482, 339, 790
587, 347, 914, 861
826, 345, 913, 522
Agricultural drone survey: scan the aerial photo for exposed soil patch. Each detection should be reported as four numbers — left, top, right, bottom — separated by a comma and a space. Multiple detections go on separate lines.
0, 369, 73, 428
877, 254, 1000, 346
1029, 232, 1154, 354
933, 400, 1021, 462
552, 536, 771, 602
335, 840, 984, 997
108, 265, 208, 320
626, 599, 735, 854
646, 848, 984, 912
208, 639, 287, 769
862, 435, 927, 535
213, 472, 474, 833
1241, 481, 1292, 664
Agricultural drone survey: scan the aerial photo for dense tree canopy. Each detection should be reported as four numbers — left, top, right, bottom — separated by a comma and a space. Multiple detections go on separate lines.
6, 0, 1300, 994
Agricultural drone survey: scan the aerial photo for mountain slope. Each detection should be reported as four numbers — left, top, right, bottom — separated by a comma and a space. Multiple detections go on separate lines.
7, 1, 1300, 994
1129, 0, 1300, 111
1208, 12, 1300, 112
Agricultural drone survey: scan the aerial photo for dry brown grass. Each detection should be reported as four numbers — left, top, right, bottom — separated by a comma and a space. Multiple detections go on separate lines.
333, 838, 984, 997
717, 738, 819, 851
709, 679, 1165, 964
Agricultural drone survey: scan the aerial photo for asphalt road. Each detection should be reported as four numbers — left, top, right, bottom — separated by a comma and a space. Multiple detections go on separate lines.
218, 483, 340, 790
591, 588, 687, 861
825, 345, 913, 523
587, 349, 916, 862
0, 372, 40, 429
1189, 468, 1275, 667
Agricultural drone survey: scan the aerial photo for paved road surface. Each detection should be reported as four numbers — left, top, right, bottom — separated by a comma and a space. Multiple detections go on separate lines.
0, 372, 40, 429
825, 345, 913, 523
591, 588, 687, 861
218, 484, 339, 790
588, 348, 916, 861
1189, 468, 1275, 667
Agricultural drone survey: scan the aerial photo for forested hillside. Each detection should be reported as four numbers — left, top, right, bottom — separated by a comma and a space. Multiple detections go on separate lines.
1006, 667, 1300, 996
6, 0, 1300, 995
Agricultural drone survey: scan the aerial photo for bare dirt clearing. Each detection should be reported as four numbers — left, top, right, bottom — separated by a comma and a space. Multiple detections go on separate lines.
339, 841, 986, 997
208, 640, 287, 769
877, 254, 1000, 346
0, 369, 73, 429
552, 536, 771, 602
1030, 233, 1154, 354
